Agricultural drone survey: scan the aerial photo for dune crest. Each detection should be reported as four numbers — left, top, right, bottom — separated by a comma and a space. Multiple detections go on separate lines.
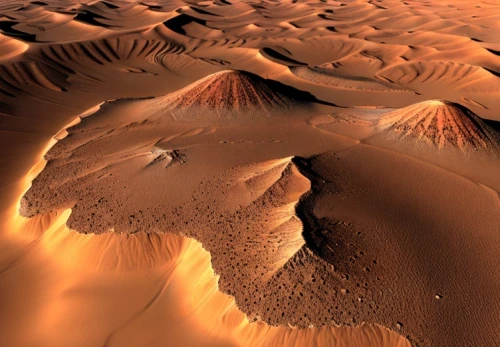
377, 100, 500, 152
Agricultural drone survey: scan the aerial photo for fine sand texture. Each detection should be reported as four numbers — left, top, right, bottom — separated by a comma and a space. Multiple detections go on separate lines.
1, 1, 500, 347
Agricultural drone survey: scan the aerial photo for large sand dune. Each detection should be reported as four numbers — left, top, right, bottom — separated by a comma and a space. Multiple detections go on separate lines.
1, 1, 500, 347
377, 100, 500, 152
143, 70, 314, 123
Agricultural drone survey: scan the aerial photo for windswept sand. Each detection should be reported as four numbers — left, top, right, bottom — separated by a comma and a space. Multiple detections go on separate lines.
1, 1, 500, 347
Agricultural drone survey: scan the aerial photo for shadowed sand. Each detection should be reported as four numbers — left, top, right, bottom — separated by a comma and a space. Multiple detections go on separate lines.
2, 1, 500, 347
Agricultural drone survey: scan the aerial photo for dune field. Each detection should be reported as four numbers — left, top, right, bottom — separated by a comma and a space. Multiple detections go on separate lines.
1, 1, 500, 346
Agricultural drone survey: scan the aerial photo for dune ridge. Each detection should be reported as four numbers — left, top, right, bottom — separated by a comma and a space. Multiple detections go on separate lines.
291, 66, 414, 93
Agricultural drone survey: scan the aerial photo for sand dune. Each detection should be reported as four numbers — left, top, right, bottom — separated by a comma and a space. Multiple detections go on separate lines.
378, 61, 500, 93
144, 70, 318, 123
377, 100, 500, 152
0, 33, 28, 61
0, 60, 69, 93
2, 1, 500, 347
40, 35, 184, 67
1, 0, 499, 117
291, 66, 413, 93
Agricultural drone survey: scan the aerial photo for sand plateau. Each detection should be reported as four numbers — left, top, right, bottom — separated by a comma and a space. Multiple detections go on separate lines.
2, 1, 500, 347
377, 100, 500, 152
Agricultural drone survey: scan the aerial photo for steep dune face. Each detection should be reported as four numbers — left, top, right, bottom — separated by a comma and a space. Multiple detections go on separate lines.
0, 33, 28, 61
146, 70, 312, 123
0, 60, 70, 94
291, 66, 413, 93
39, 35, 184, 68
377, 100, 500, 152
